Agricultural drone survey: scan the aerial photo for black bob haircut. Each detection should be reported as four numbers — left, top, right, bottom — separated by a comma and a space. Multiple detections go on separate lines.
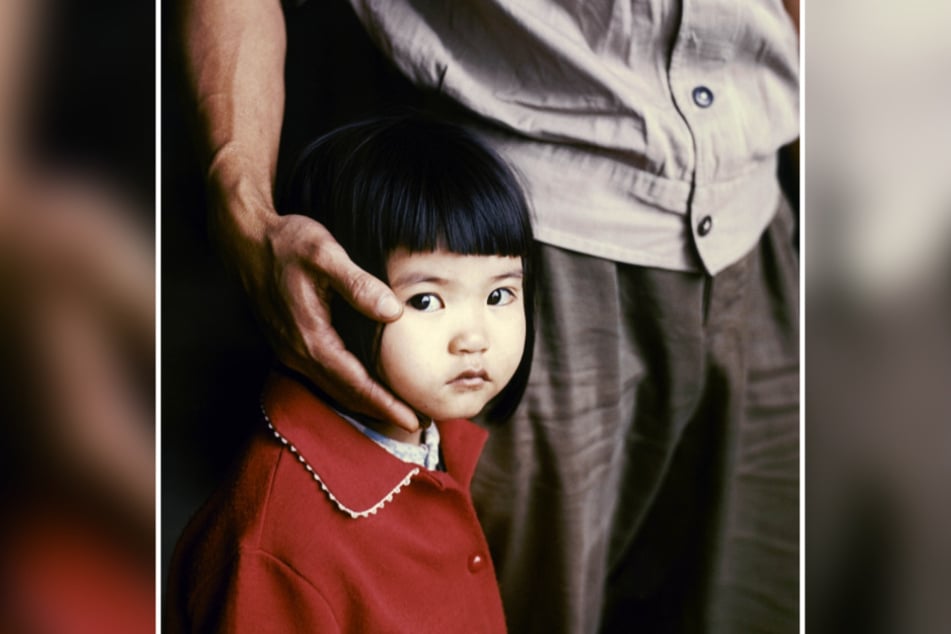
280, 113, 535, 422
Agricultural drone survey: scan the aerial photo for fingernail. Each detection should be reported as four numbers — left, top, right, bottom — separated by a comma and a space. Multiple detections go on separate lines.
376, 294, 401, 319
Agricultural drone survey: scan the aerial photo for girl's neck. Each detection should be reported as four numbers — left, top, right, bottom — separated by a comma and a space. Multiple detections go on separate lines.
349, 411, 428, 445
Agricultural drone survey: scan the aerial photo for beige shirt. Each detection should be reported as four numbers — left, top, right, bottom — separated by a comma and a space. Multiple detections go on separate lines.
346, 1, 800, 274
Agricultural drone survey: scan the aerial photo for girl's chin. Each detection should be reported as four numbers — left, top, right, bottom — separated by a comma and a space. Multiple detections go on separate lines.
417, 404, 485, 423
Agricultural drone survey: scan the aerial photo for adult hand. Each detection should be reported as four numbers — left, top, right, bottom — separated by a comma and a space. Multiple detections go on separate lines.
224, 203, 420, 432
181, 0, 418, 430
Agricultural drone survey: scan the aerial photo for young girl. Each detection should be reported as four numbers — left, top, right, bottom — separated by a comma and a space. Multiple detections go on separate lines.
167, 114, 535, 633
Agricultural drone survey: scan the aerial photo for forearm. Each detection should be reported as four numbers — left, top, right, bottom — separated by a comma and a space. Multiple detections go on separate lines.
181, 0, 287, 270
0, 0, 42, 219
783, 0, 800, 35
179, 1, 416, 430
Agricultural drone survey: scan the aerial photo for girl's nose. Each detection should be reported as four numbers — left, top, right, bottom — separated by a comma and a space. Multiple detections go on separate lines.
449, 322, 489, 355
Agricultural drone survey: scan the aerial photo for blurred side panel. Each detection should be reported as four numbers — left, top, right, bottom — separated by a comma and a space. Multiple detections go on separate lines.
0, 1, 155, 632
806, 2, 951, 633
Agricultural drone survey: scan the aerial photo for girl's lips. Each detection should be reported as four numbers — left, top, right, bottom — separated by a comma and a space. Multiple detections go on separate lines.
448, 369, 490, 388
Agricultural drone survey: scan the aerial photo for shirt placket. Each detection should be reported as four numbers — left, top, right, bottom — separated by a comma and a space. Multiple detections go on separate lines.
667, 0, 741, 274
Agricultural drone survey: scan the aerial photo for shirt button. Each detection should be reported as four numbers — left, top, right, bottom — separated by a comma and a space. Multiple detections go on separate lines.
467, 553, 486, 573
697, 215, 713, 236
692, 86, 714, 108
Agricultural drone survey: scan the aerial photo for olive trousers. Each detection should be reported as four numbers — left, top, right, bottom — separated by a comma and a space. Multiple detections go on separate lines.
472, 195, 800, 633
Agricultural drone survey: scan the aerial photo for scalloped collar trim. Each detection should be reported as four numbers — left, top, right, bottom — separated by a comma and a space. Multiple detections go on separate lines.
260, 403, 420, 520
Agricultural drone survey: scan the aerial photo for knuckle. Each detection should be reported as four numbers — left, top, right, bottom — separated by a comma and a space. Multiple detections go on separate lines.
310, 236, 345, 271
345, 271, 376, 302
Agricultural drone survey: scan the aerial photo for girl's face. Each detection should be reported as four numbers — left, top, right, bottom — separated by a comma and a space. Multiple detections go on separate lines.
379, 248, 526, 422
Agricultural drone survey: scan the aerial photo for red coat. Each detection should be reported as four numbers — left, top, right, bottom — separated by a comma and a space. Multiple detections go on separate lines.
167, 372, 507, 633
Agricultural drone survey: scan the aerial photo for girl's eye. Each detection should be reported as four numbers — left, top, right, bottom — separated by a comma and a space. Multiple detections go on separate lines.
487, 288, 517, 306
407, 293, 444, 312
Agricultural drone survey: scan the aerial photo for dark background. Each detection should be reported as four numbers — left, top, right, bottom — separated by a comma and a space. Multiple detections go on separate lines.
160, 0, 425, 583
33, 0, 154, 213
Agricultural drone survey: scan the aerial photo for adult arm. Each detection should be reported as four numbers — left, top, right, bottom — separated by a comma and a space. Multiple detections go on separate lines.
783, 0, 800, 34
180, 0, 418, 430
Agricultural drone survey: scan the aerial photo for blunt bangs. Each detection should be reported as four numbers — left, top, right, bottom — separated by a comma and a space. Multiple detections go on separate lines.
280, 112, 535, 423
315, 115, 533, 283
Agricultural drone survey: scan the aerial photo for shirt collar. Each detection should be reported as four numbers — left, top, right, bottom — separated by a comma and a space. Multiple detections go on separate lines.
261, 370, 488, 518
335, 408, 443, 471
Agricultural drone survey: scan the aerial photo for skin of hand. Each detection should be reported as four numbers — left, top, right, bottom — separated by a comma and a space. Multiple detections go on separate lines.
183, 0, 418, 431
230, 206, 420, 432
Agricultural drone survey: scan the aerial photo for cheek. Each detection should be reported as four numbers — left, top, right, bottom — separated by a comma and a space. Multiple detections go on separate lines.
378, 319, 437, 390
378, 324, 408, 383
495, 313, 527, 373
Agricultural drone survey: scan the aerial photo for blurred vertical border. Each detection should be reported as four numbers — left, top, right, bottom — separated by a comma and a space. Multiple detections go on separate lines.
0, 0, 155, 633
806, 3, 951, 632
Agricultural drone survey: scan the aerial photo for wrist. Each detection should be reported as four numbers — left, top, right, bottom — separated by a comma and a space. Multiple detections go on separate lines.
204, 143, 280, 291
207, 142, 278, 238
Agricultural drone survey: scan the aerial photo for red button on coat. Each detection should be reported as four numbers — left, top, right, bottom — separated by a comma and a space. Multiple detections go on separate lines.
467, 553, 486, 573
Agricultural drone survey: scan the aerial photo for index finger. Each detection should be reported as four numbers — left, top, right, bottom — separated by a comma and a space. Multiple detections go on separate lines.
312, 238, 402, 323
